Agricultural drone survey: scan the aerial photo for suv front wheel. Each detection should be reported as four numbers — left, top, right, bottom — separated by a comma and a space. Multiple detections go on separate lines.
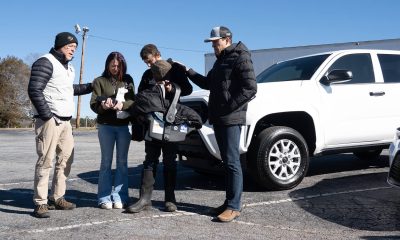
249, 126, 309, 190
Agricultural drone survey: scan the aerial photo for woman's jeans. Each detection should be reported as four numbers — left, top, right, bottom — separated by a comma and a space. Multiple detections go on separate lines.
97, 124, 131, 205
213, 124, 242, 211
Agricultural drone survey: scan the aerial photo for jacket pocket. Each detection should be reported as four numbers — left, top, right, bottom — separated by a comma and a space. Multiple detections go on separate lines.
221, 81, 231, 103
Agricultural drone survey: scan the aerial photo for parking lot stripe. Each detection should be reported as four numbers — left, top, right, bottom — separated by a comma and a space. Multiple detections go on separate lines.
234, 220, 318, 234
0, 170, 194, 187
0, 181, 33, 187
22, 211, 200, 234
243, 186, 392, 208
1, 185, 393, 207
8, 209, 320, 235
0, 185, 394, 236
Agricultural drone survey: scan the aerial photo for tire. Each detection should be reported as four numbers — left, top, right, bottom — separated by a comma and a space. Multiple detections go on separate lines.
248, 126, 309, 190
353, 149, 382, 161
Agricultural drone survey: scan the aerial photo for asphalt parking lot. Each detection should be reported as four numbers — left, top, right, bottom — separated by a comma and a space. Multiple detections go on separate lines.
0, 129, 400, 240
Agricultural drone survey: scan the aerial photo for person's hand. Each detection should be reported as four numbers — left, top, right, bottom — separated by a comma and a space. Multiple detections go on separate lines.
164, 80, 173, 92
113, 101, 123, 111
101, 101, 108, 110
157, 80, 173, 92
167, 58, 188, 72
101, 98, 115, 110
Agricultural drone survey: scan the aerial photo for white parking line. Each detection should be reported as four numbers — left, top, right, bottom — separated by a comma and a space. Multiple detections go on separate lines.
0, 185, 393, 235
0, 181, 33, 187
16, 210, 318, 235
242, 186, 393, 208
234, 220, 318, 234
0, 170, 194, 187
23, 211, 198, 234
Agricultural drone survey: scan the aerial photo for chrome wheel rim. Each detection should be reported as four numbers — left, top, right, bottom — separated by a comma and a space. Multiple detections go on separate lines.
267, 139, 301, 180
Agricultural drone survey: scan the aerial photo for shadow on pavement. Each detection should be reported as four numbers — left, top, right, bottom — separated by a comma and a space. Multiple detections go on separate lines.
0, 186, 210, 217
0, 188, 97, 214
360, 236, 400, 240
289, 172, 400, 231
307, 154, 389, 177
76, 162, 268, 194
76, 154, 391, 195
0, 188, 33, 214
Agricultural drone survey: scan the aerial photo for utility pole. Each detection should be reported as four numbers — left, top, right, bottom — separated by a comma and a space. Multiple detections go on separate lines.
74, 24, 89, 128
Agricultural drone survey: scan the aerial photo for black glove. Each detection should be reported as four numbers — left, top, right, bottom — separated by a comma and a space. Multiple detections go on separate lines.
167, 58, 188, 72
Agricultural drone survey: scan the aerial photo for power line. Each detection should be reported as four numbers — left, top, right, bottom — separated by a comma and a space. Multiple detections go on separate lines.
86, 34, 207, 53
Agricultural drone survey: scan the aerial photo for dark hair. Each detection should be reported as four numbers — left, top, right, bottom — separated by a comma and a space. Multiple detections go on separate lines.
102, 52, 127, 81
140, 44, 161, 60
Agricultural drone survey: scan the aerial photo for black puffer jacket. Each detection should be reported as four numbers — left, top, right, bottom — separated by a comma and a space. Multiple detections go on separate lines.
130, 85, 202, 129
28, 48, 92, 121
187, 41, 257, 125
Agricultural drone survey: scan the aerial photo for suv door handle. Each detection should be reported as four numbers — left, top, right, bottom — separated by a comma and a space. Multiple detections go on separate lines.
369, 91, 385, 96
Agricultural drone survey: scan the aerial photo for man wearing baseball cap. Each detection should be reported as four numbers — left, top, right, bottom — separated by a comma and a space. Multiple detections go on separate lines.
28, 32, 93, 218
177, 26, 257, 222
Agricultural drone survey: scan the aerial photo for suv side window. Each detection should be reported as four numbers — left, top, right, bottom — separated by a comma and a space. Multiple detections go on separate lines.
378, 54, 400, 83
328, 53, 375, 84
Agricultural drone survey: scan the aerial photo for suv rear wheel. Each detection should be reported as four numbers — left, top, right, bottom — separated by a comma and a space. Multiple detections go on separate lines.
249, 126, 309, 190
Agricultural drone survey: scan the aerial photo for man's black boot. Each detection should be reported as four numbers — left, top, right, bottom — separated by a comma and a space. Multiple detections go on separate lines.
126, 170, 155, 213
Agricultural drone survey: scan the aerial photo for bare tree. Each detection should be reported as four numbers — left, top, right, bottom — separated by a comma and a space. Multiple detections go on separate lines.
0, 56, 31, 127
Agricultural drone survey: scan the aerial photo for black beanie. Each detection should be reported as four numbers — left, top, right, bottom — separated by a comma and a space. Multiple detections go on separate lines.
54, 32, 78, 49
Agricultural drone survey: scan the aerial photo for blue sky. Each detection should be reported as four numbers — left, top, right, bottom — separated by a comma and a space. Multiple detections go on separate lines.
1, 0, 399, 118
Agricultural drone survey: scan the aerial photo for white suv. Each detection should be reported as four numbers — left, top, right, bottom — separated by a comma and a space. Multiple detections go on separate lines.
178, 49, 400, 190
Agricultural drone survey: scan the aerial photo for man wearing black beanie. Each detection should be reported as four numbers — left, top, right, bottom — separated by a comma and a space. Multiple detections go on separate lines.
54, 32, 78, 50
28, 32, 93, 218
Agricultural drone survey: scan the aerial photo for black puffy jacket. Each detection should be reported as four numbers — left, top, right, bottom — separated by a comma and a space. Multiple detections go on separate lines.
131, 85, 202, 129
28, 48, 93, 120
187, 41, 257, 125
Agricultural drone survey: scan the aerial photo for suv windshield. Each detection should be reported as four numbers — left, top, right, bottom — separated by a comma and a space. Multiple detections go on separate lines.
257, 54, 330, 83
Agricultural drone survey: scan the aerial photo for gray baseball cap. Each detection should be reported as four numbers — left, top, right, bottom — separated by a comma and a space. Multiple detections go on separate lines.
204, 26, 232, 42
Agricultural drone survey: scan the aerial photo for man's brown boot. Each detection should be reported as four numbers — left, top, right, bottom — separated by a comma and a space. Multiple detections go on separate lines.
207, 204, 226, 216
49, 197, 76, 210
217, 209, 240, 222
33, 204, 50, 218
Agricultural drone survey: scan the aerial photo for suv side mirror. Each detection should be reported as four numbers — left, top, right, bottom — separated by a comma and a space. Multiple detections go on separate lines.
320, 69, 353, 86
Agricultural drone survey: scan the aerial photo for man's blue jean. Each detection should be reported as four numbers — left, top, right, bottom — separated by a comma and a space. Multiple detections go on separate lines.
97, 124, 131, 205
213, 124, 242, 211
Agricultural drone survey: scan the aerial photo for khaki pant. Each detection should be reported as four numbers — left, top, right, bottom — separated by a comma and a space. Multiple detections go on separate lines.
33, 118, 74, 205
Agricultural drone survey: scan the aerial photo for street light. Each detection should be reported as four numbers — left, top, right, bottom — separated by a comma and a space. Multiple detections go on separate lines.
74, 24, 89, 128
